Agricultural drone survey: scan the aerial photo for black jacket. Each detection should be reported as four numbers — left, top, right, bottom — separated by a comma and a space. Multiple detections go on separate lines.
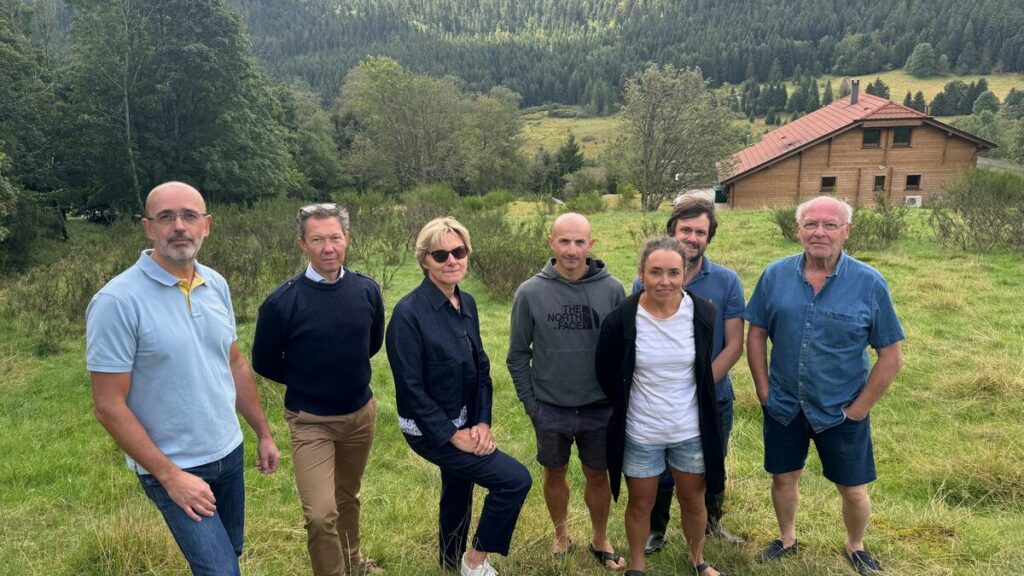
386, 278, 492, 447
595, 292, 725, 501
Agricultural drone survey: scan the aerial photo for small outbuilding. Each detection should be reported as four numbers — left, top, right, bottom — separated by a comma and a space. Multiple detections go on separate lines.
719, 81, 997, 209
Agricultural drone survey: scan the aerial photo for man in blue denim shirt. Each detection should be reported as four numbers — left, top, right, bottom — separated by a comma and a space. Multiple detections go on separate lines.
745, 196, 904, 575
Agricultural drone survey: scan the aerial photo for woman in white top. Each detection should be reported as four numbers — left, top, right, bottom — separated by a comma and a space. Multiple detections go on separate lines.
597, 236, 727, 576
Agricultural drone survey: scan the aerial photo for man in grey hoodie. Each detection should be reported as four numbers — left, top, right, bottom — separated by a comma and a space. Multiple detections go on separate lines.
507, 213, 626, 570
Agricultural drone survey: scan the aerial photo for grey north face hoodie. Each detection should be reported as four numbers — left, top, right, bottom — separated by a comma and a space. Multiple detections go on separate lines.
506, 258, 625, 413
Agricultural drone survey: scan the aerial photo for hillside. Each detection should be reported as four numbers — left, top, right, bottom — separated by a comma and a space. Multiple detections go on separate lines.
230, 0, 1024, 106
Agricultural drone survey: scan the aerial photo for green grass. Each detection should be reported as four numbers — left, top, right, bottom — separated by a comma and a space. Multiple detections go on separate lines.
521, 112, 621, 158
2, 207, 1024, 574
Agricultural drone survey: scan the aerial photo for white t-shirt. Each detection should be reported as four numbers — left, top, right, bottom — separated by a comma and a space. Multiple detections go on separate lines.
625, 294, 700, 444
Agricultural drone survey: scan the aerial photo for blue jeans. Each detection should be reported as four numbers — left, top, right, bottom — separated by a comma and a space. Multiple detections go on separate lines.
138, 443, 245, 576
650, 399, 734, 532
405, 433, 532, 570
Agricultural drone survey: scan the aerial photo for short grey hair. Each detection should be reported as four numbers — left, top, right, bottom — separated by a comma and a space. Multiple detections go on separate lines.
296, 203, 350, 238
795, 196, 853, 224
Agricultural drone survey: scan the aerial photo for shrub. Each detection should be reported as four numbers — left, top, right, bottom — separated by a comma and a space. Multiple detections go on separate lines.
770, 205, 799, 242
629, 214, 665, 255
481, 189, 516, 210
565, 191, 607, 214
846, 193, 908, 254
617, 184, 638, 211
400, 183, 463, 240
930, 169, 1024, 252
341, 191, 410, 295
464, 210, 550, 299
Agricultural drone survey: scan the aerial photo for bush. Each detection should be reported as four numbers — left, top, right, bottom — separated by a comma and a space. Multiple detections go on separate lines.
770, 205, 799, 242
481, 189, 516, 210
617, 184, 638, 211
630, 214, 665, 255
930, 169, 1024, 252
464, 210, 550, 299
341, 191, 410, 295
846, 193, 908, 253
565, 191, 607, 214
400, 183, 463, 240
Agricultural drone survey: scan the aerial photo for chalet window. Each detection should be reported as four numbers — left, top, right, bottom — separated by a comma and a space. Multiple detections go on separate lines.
862, 129, 881, 148
873, 175, 885, 192
893, 127, 912, 147
820, 176, 837, 193
906, 174, 921, 190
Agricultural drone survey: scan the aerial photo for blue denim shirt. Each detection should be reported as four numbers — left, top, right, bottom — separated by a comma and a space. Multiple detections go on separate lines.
631, 256, 746, 402
744, 252, 905, 433
386, 278, 492, 447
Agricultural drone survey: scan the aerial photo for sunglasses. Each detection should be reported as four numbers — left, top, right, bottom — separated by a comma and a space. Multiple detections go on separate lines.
298, 202, 339, 216
429, 246, 468, 263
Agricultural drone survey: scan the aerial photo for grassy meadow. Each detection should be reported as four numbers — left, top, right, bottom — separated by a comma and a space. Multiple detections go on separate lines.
1, 205, 1023, 575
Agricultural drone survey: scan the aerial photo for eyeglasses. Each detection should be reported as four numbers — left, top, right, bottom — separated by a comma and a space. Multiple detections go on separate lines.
800, 220, 846, 232
145, 210, 207, 226
428, 246, 468, 263
298, 203, 339, 216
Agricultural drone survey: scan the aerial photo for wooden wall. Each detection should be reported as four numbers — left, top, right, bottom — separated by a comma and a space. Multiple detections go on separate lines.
728, 123, 980, 209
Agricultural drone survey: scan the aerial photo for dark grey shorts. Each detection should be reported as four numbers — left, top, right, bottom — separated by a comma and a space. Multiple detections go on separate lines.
530, 401, 612, 470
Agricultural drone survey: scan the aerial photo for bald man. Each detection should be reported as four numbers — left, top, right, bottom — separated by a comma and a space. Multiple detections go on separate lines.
87, 182, 280, 576
507, 213, 627, 569
745, 196, 904, 575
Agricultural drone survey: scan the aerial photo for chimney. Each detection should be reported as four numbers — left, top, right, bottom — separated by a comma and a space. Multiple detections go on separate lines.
851, 80, 859, 105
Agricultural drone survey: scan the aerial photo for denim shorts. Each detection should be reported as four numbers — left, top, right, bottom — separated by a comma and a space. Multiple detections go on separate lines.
763, 408, 876, 486
530, 401, 612, 470
622, 435, 704, 478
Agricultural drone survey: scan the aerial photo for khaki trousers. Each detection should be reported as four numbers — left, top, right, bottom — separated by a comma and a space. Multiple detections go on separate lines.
286, 397, 377, 576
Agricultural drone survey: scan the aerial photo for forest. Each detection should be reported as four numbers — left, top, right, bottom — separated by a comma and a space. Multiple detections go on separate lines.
3, 0, 1024, 272
230, 0, 1024, 108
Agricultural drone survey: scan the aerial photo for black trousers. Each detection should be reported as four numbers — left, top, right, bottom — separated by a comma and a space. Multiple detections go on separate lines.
406, 434, 532, 569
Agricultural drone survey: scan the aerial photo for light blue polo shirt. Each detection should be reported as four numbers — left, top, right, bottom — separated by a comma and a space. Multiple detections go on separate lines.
86, 250, 243, 474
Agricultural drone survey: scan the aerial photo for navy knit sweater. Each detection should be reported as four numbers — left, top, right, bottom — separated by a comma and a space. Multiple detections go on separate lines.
252, 270, 385, 416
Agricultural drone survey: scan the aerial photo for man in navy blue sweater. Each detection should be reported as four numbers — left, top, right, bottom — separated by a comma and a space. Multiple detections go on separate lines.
252, 203, 385, 576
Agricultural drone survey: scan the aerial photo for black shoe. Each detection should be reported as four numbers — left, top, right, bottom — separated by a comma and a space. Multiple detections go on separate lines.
757, 539, 799, 563
846, 549, 883, 574
644, 531, 666, 555
706, 520, 746, 545
624, 571, 645, 576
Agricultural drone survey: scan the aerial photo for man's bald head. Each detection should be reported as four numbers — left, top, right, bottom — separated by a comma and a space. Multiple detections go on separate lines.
145, 181, 206, 218
551, 212, 591, 237
796, 195, 852, 225
548, 212, 595, 281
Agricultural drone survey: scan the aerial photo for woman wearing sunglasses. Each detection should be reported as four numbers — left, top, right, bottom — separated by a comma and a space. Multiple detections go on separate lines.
386, 217, 531, 576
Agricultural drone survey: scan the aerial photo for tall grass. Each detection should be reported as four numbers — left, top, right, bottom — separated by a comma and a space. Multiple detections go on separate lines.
2, 207, 1023, 574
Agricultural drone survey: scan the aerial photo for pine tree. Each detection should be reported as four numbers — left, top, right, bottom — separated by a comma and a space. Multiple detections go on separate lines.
912, 91, 927, 112
822, 80, 834, 105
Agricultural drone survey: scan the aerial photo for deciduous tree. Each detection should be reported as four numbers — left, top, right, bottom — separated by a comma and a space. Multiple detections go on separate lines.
613, 64, 739, 211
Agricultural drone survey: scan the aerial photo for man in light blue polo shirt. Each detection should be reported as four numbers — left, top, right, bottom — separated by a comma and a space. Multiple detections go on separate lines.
630, 195, 747, 553
87, 181, 280, 576
745, 196, 904, 575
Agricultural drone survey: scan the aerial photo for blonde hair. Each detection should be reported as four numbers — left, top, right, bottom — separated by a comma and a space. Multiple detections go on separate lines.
415, 217, 472, 272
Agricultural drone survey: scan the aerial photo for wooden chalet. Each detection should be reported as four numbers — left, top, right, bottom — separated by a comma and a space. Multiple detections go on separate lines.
719, 81, 997, 209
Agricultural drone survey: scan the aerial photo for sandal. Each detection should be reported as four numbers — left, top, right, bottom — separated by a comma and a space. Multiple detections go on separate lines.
694, 561, 728, 576
589, 543, 626, 570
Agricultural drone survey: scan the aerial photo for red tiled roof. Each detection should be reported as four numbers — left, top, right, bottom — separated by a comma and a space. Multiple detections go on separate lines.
722, 93, 929, 183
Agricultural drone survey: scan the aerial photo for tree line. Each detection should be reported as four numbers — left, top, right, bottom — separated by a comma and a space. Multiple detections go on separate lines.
228, 0, 1024, 107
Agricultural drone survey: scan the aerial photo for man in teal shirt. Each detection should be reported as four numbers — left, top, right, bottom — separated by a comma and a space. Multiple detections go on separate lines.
87, 181, 280, 575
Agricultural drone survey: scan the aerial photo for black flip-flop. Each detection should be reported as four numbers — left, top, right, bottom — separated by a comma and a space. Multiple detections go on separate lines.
589, 543, 625, 570
846, 549, 883, 574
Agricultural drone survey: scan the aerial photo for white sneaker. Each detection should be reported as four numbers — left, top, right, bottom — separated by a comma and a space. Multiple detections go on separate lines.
460, 553, 498, 576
